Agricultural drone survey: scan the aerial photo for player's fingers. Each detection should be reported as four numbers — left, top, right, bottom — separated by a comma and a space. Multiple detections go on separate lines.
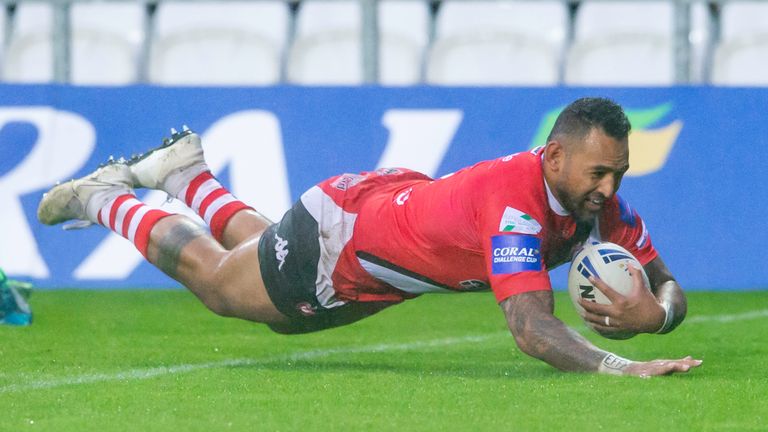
588, 276, 622, 302
665, 361, 695, 374
628, 264, 647, 293
581, 310, 611, 326
681, 357, 704, 367
589, 323, 612, 333
654, 358, 703, 375
578, 298, 612, 315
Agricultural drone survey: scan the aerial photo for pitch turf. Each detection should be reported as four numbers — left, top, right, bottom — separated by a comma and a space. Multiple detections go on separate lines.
1, 290, 766, 431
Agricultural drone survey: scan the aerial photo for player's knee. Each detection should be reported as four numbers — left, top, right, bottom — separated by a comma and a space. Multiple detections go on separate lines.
202, 286, 241, 318
204, 296, 238, 318
191, 274, 240, 318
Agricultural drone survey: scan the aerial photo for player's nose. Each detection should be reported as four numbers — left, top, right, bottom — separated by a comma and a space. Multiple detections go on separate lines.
596, 175, 615, 199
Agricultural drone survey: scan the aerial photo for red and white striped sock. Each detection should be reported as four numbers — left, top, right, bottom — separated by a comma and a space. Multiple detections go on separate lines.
94, 194, 172, 258
177, 171, 252, 242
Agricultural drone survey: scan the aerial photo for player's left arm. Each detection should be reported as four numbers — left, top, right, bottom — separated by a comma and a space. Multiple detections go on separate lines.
581, 198, 686, 336
643, 254, 687, 334
579, 255, 686, 336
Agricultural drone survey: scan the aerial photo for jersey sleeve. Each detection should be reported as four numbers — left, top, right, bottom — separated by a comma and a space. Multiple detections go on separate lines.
474, 169, 552, 302
483, 232, 552, 303
600, 194, 658, 265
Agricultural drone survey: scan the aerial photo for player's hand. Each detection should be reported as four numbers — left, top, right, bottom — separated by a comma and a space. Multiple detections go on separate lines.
578, 264, 665, 336
624, 356, 703, 378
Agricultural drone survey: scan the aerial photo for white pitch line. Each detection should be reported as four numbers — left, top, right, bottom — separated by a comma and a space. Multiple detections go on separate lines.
2, 308, 766, 394
0, 333, 503, 394
685, 308, 768, 323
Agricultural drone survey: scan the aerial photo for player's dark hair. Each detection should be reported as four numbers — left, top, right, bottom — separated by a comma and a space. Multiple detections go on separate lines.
546, 97, 631, 142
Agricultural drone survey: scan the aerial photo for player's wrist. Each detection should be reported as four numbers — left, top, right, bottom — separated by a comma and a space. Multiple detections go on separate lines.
655, 300, 675, 334
597, 353, 634, 375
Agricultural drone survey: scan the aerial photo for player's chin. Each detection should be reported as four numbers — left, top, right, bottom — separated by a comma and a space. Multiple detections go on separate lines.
573, 209, 599, 223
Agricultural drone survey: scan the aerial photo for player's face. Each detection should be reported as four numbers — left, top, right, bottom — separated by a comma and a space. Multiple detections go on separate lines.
556, 128, 629, 222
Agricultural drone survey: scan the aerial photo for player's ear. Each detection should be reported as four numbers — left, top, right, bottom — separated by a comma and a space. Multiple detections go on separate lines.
544, 140, 565, 172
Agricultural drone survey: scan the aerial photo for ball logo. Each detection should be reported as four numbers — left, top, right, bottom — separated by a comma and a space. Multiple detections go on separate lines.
579, 285, 595, 300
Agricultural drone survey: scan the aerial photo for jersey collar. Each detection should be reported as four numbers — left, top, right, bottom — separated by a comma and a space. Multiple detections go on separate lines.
539, 150, 570, 216
544, 178, 570, 216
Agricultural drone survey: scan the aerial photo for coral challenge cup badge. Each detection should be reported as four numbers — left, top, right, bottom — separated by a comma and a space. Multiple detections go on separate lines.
490, 235, 543, 275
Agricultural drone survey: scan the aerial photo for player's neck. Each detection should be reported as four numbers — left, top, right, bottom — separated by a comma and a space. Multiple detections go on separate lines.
542, 174, 569, 216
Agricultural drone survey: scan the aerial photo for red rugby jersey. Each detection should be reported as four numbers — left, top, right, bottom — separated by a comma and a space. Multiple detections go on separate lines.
313, 148, 657, 303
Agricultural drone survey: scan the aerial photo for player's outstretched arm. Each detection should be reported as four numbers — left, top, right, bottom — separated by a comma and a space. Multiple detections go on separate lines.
500, 290, 702, 376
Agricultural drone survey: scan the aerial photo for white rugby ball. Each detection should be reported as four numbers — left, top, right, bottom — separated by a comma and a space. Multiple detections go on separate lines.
568, 242, 650, 319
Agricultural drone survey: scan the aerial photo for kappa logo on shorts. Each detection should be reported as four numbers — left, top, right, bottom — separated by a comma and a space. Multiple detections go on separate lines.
274, 233, 289, 271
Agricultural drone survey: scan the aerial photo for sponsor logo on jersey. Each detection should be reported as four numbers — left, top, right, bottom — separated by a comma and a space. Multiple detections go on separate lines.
376, 167, 402, 176
498, 207, 542, 235
274, 233, 289, 271
331, 173, 365, 191
296, 302, 317, 316
395, 188, 412, 205
490, 235, 542, 274
458, 279, 489, 291
501, 153, 518, 162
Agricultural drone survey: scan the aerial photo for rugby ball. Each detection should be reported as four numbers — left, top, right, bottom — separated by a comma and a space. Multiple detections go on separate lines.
567, 242, 650, 319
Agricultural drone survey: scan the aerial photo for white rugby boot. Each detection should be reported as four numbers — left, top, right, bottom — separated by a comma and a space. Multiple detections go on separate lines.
128, 126, 209, 197
37, 161, 134, 227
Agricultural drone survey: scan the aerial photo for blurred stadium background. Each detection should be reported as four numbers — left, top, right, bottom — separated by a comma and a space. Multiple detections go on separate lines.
3, 0, 767, 291
0, 0, 766, 86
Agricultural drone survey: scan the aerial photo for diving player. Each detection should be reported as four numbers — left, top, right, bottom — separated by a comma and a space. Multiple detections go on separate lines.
38, 97, 701, 377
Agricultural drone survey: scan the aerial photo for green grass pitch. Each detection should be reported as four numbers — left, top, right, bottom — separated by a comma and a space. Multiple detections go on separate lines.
1, 290, 767, 431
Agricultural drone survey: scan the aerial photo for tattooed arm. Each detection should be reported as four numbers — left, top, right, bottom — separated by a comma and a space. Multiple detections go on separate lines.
501, 290, 606, 372
500, 290, 702, 376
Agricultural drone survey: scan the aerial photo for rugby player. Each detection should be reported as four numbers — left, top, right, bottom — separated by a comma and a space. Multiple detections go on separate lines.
38, 97, 701, 377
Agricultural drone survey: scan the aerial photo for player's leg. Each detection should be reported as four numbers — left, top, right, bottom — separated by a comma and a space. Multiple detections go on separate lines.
144, 214, 285, 322
37, 163, 288, 324
128, 128, 272, 250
